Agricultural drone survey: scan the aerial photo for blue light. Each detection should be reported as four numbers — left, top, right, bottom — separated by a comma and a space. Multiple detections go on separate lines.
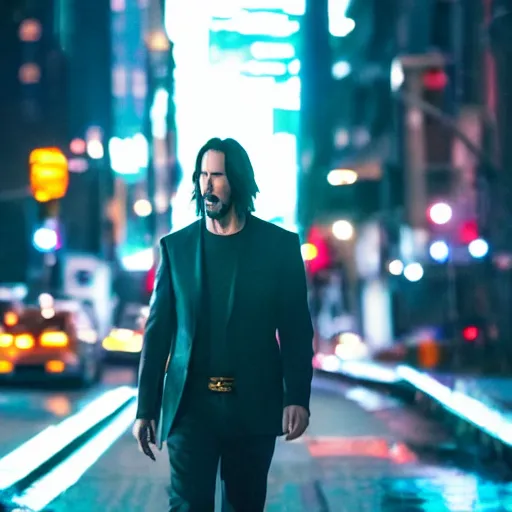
468, 238, 489, 259
33, 228, 57, 253
429, 240, 449, 263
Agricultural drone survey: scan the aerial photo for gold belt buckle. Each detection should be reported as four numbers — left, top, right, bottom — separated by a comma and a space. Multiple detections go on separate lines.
208, 377, 235, 393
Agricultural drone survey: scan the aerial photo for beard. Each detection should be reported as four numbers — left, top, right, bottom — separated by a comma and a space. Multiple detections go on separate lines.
203, 194, 231, 220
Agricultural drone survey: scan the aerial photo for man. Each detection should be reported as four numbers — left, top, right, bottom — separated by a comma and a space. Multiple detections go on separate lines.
133, 137, 314, 511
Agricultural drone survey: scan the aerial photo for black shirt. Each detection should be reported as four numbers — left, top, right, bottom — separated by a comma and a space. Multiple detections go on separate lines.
189, 224, 245, 379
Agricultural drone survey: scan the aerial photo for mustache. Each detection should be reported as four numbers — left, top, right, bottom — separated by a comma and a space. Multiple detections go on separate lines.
203, 193, 219, 203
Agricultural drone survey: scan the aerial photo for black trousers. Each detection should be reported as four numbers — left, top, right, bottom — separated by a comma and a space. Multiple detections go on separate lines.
166, 387, 276, 511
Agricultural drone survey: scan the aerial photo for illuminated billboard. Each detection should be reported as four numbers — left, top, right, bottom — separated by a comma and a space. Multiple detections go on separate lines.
165, 1, 303, 232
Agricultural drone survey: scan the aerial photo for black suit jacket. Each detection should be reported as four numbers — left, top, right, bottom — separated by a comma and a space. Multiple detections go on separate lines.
136, 214, 314, 448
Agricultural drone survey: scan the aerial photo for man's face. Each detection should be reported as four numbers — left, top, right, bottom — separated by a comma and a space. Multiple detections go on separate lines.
200, 150, 232, 219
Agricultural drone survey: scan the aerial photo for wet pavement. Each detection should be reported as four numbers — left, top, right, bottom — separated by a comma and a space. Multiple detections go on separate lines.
0, 366, 135, 458
41, 373, 512, 512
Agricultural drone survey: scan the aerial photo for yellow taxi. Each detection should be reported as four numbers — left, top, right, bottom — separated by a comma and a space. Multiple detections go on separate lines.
102, 305, 148, 362
0, 299, 102, 386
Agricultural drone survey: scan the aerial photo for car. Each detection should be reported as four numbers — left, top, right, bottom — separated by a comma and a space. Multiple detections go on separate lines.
101, 303, 148, 363
0, 298, 103, 387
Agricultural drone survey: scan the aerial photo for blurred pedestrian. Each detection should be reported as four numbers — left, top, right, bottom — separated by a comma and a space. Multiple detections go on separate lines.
133, 137, 314, 511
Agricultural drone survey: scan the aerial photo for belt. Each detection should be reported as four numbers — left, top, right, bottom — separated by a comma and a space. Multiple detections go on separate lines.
208, 377, 235, 393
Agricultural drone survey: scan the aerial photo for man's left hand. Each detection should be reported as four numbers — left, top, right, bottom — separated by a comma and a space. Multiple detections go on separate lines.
282, 405, 309, 441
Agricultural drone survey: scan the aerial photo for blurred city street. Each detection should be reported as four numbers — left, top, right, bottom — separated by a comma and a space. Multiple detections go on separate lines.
2, 0, 512, 510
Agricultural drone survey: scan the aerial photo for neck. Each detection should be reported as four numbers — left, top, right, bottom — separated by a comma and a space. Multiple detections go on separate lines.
205, 209, 246, 235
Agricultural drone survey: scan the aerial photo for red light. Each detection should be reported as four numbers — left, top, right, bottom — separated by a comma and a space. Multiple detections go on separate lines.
459, 220, 479, 244
306, 226, 331, 274
145, 265, 156, 295
423, 69, 448, 91
462, 326, 479, 342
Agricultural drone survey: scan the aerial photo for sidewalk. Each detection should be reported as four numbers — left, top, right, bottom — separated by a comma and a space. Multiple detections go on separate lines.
313, 353, 512, 451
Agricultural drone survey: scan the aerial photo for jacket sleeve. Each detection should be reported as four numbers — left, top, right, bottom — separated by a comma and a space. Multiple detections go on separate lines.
277, 232, 314, 413
136, 238, 176, 420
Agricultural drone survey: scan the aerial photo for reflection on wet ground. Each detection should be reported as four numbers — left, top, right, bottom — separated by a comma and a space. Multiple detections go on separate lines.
267, 377, 512, 511
0, 365, 137, 458
311, 455, 512, 511
4, 369, 512, 511
263, 431, 512, 511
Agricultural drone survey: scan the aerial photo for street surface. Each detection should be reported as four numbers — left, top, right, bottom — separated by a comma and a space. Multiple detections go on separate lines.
2, 368, 512, 511
0, 366, 136, 458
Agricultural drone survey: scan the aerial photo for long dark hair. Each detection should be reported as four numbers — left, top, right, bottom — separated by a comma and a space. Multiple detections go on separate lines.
192, 137, 259, 217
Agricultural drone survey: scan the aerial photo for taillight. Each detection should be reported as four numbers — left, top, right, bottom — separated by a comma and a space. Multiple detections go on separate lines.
4, 312, 18, 327
0, 361, 13, 373
0, 333, 13, 348
15, 334, 35, 350
40, 331, 69, 348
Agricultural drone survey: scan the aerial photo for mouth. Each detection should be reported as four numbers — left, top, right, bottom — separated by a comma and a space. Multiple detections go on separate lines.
204, 194, 219, 205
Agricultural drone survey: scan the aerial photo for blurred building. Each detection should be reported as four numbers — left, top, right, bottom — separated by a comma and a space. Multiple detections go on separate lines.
165, 0, 304, 236
298, 0, 394, 348
107, 0, 179, 279
0, 0, 68, 284
298, 0, 509, 352
59, 0, 113, 260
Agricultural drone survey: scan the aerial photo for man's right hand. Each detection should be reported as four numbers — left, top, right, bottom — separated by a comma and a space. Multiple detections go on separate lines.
132, 419, 157, 461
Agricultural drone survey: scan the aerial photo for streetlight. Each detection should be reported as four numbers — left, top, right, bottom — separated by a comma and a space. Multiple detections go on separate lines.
427, 202, 452, 225
388, 259, 404, 276
332, 220, 354, 240
327, 169, 358, 186
403, 262, 424, 282
145, 30, 170, 52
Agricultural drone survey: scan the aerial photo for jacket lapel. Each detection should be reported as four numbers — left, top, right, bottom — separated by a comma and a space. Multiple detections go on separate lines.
189, 220, 203, 341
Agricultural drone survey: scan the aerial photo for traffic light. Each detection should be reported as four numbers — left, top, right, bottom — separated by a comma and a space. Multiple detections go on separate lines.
29, 148, 69, 203
29, 147, 68, 253
462, 325, 479, 342
458, 220, 479, 245
422, 66, 453, 168
422, 68, 448, 92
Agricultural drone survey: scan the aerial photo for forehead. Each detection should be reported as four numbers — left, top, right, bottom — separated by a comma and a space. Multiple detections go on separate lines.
201, 150, 225, 172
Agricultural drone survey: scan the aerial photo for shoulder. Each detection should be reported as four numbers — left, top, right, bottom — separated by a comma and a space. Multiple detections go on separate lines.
160, 220, 200, 249
248, 215, 299, 245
